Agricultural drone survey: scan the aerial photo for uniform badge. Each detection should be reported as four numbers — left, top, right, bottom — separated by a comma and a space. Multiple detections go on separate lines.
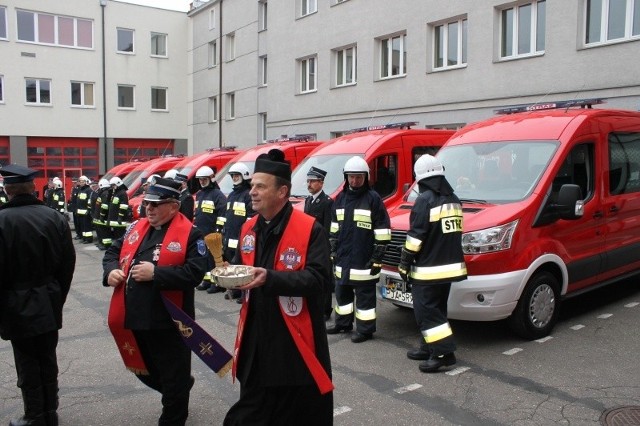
152, 244, 161, 262
279, 296, 303, 317
167, 242, 182, 252
241, 234, 256, 254
279, 247, 301, 270
197, 240, 206, 256
127, 230, 139, 245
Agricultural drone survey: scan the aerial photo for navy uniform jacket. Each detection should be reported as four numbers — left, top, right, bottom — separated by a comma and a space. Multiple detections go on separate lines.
178, 189, 195, 222
102, 217, 208, 329
304, 190, 333, 233
222, 182, 254, 261
194, 183, 226, 234
0, 194, 76, 340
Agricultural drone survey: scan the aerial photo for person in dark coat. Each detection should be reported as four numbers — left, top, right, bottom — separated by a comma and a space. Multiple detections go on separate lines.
304, 166, 335, 320
76, 176, 94, 243
224, 149, 333, 426
0, 164, 76, 426
0, 180, 9, 206
107, 177, 130, 241
174, 173, 195, 222
103, 178, 208, 425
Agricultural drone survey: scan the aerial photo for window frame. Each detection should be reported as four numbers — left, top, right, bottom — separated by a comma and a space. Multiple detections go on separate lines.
260, 55, 268, 86
499, 0, 546, 60
378, 33, 407, 80
208, 96, 218, 123
208, 40, 218, 68
15, 9, 93, 49
70, 81, 95, 108
300, 0, 318, 17
0, 74, 4, 103
259, 1, 268, 31
227, 92, 235, 120
117, 27, 135, 54
0, 6, 7, 40
151, 32, 167, 57
334, 45, 357, 87
25, 78, 52, 106
209, 9, 216, 30
259, 112, 268, 142
151, 86, 168, 111
226, 33, 236, 61
433, 17, 468, 71
117, 84, 135, 110
299, 56, 317, 93
585, 0, 640, 46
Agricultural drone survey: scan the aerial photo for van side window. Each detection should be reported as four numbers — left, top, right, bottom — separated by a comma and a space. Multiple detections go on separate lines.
608, 132, 640, 195
551, 143, 593, 201
372, 154, 397, 199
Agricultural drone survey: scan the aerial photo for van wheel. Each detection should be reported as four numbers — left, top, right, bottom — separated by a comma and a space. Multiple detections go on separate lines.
507, 271, 560, 340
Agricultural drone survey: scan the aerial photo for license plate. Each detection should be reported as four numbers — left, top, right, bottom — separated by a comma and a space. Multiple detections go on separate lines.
382, 288, 413, 304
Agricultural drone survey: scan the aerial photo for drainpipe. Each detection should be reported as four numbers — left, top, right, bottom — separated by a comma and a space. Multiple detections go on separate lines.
100, 0, 108, 172
218, 0, 223, 147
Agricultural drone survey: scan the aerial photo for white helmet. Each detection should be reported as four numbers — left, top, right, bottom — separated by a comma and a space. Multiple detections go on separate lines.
52, 177, 61, 183
343, 156, 369, 175
163, 169, 178, 179
196, 166, 214, 178
414, 154, 445, 181
55, 180, 63, 189
78, 175, 89, 184
228, 163, 251, 180
110, 176, 123, 187
147, 173, 161, 186
99, 178, 110, 189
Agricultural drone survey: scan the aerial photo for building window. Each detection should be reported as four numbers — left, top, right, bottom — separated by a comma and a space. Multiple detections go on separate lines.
0, 75, 4, 103
151, 32, 167, 57
259, 1, 268, 31
335, 46, 356, 86
259, 113, 267, 142
0, 6, 7, 40
500, 1, 546, 59
434, 18, 467, 70
379, 34, 406, 79
299, 56, 317, 93
117, 85, 135, 109
301, 0, 317, 17
71, 82, 94, 107
117, 28, 134, 53
208, 41, 218, 67
16, 10, 93, 48
260, 56, 268, 86
209, 9, 215, 30
586, 0, 640, 44
151, 87, 167, 111
226, 33, 235, 61
208, 96, 218, 122
227, 92, 235, 119
26, 78, 51, 105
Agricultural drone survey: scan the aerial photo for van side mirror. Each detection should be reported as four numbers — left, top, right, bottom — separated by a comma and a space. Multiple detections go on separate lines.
557, 184, 584, 220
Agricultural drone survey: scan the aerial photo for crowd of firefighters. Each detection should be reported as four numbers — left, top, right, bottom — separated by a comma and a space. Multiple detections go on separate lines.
26, 152, 465, 373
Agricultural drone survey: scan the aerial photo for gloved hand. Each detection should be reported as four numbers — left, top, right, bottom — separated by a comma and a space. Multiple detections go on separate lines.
370, 262, 382, 276
398, 263, 409, 283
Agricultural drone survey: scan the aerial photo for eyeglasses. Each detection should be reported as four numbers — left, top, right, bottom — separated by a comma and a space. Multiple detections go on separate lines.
142, 200, 175, 208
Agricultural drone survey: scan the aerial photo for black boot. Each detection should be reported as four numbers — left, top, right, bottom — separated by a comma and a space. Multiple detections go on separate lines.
42, 382, 59, 426
10, 387, 45, 426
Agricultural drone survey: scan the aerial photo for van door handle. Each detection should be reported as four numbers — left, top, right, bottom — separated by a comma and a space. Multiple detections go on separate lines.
593, 211, 603, 218
609, 206, 619, 213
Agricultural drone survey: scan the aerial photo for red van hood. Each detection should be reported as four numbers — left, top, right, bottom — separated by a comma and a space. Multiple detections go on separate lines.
389, 199, 533, 233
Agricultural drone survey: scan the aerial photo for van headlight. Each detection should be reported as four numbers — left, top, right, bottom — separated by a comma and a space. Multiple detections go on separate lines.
462, 220, 518, 254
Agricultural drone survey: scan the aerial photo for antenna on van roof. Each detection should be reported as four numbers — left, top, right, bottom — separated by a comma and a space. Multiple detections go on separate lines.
347, 122, 419, 134
495, 98, 607, 114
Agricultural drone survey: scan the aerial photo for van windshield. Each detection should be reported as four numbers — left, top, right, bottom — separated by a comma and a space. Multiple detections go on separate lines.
215, 161, 256, 195
290, 154, 361, 198
407, 140, 559, 204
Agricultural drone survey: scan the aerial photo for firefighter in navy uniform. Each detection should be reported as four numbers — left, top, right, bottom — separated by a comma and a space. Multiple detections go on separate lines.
93, 179, 112, 250
50, 178, 66, 215
193, 166, 227, 293
76, 176, 94, 243
0, 164, 76, 426
398, 154, 467, 373
327, 156, 391, 343
219, 163, 254, 301
107, 176, 130, 241
165, 170, 194, 222
303, 166, 334, 320
68, 179, 80, 239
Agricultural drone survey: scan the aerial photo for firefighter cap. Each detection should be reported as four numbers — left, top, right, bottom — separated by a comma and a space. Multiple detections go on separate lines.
144, 177, 181, 202
306, 166, 327, 181
0, 164, 38, 184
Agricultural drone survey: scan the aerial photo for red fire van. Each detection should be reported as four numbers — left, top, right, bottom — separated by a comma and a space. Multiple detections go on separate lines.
288, 122, 455, 208
378, 99, 640, 339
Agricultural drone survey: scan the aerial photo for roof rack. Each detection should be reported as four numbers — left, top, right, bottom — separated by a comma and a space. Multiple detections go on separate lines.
347, 121, 418, 134
264, 134, 316, 144
206, 146, 237, 152
495, 98, 607, 115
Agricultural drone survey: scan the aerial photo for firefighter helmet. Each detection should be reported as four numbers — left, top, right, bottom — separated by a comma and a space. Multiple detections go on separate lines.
195, 166, 215, 178
414, 154, 444, 181
343, 156, 369, 176
109, 177, 123, 187
228, 163, 251, 180
163, 169, 178, 179
98, 178, 110, 189
78, 175, 89, 184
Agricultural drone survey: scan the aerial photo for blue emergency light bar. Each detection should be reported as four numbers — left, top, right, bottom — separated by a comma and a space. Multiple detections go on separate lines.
495, 98, 607, 115
347, 121, 419, 134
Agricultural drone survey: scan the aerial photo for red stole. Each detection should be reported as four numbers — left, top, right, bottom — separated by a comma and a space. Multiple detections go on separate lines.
107, 215, 190, 374
232, 210, 334, 394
